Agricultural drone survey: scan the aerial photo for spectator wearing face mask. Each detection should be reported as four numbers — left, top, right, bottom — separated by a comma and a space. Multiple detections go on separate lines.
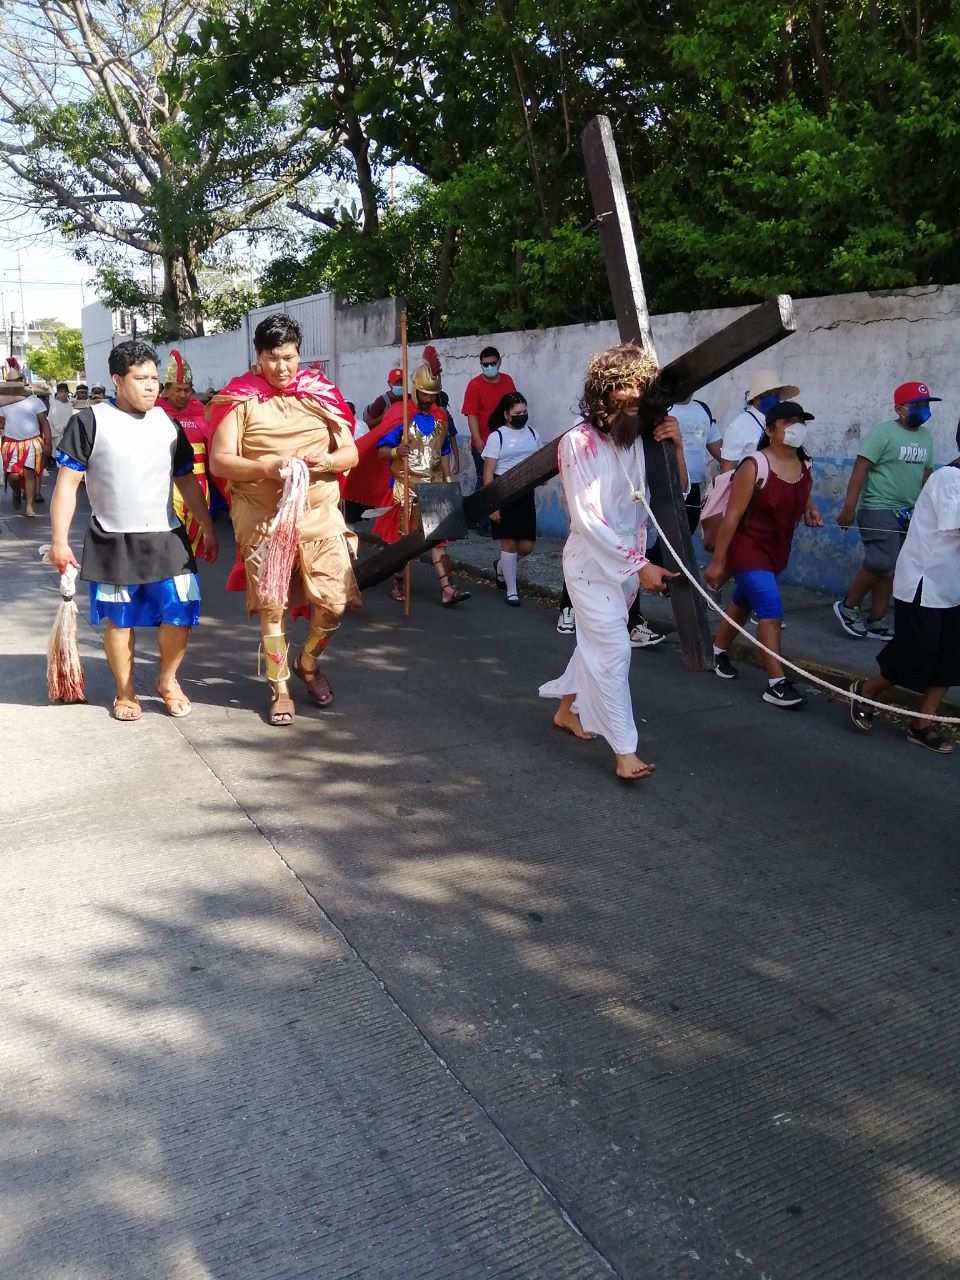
462, 346, 516, 533
834, 381, 937, 641
483, 391, 541, 606
363, 367, 404, 432
706, 402, 823, 709
720, 370, 800, 473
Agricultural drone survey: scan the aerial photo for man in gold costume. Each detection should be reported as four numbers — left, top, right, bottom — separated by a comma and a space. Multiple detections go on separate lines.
209, 313, 359, 726
371, 359, 470, 607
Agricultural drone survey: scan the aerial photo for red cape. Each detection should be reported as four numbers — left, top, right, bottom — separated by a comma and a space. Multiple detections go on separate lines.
157, 394, 210, 444
208, 368, 354, 437
342, 401, 408, 508
213, 367, 355, 607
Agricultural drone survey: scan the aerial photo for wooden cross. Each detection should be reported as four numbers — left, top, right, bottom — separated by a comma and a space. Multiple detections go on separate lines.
355, 115, 796, 672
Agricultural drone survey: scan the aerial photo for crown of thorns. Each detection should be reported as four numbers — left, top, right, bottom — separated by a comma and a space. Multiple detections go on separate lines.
585, 342, 659, 393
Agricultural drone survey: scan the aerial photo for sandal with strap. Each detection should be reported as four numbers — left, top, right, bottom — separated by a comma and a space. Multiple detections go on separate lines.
292, 653, 334, 707
268, 684, 295, 726
390, 574, 406, 603
437, 556, 471, 607
111, 696, 142, 722
906, 725, 954, 753
155, 680, 192, 718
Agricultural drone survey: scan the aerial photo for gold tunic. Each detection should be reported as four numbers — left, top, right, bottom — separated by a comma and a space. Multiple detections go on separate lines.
228, 392, 359, 617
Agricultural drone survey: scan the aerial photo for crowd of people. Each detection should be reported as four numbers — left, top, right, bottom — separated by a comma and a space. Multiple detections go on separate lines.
6, 309, 952, 773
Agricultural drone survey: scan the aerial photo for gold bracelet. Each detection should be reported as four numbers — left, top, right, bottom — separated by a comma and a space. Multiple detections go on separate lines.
390, 447, 398, 460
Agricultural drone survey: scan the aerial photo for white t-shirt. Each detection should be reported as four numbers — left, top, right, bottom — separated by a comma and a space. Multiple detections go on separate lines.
721, 406, 766, 464
481, 423, 542, 475
892, 464, 960, 609
48, 397, 74, 438
0, 394, 46, 441
673, 401, 721, 484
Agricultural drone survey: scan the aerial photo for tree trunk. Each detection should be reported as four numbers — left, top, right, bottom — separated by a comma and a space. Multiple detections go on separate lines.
160, 251, 206, 340
430, 225, 458, 337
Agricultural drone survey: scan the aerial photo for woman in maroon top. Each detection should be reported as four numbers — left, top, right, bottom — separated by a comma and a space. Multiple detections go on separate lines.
705, 401, 823, 708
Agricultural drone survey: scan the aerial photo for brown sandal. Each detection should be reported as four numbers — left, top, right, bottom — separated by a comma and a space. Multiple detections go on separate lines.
111, 696, 142, 722
437, 554, 470, 606
268, 684, 295, 726
155, 680, 192, 718
390, 574, 406, 603
292, 654, 334, 707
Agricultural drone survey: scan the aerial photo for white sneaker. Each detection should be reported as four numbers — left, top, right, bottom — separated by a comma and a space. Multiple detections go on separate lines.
556, 606, 575, 634
629, 621, 666, 648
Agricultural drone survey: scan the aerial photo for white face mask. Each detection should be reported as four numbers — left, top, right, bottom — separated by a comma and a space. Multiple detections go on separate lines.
782, 424, 807, 448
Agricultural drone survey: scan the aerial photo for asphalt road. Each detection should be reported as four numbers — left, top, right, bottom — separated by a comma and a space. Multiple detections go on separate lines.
2, 497, 958, 1279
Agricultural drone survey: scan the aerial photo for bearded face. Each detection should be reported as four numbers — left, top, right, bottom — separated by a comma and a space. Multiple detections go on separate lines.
599, 378, 670, 448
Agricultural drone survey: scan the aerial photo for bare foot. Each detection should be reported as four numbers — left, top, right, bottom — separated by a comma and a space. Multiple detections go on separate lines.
554, 708, 597, 740
614, 752, 656, 780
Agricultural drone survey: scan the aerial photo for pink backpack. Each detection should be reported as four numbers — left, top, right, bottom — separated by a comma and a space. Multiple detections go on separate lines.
699, 451, 771, 552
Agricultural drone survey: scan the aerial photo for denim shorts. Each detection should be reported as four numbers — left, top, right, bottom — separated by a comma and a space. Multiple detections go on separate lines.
731, 569, 783, 620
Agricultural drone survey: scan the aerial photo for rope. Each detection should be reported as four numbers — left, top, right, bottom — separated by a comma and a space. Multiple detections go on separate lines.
638, 494, 960, 726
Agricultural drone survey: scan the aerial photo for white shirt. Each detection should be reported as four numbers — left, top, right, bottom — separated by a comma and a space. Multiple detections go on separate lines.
673, 401, 721, 484
48, 397, 74, 438
721, 406, 766, 464
0, 394, 46, 441
558, 421, 649, 580
892, 464, 960, 608
481, 422, 542, 474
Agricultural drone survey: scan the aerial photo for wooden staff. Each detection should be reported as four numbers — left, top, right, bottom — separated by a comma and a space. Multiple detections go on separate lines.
399, 308, 411, 616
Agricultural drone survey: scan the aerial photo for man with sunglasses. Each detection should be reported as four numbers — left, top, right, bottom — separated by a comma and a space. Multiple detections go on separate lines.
461, 346, 516, 534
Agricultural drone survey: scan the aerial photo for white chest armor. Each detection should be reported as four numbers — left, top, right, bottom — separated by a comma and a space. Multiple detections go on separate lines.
85, 403, 179, 533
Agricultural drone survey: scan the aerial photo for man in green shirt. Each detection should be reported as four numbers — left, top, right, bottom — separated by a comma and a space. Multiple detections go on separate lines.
834, 380, 936, 640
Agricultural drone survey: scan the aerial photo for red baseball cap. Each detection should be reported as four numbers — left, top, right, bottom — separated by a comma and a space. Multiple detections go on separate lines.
387, 367, 404, 385
894, 380, 941, 405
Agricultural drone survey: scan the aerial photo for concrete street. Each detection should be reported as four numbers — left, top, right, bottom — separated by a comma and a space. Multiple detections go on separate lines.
1, 495, 958, 1280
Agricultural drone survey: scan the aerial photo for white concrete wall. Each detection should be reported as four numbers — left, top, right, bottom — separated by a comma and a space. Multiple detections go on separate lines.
336, 286, 960, 457
80, 301, 119, 386
153, 331, 249, 393
335, 284, 960, 594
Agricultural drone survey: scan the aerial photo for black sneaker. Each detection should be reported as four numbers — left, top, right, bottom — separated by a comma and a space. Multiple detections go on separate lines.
763, 678, 806, 708
714, 651, 738, 679
849, 679, 874, 732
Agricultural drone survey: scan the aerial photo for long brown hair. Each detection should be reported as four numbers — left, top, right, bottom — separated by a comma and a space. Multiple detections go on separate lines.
579, 341, 667, 447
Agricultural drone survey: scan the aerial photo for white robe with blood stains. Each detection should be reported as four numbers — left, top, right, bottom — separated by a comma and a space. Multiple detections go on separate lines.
539, 421, 649, 755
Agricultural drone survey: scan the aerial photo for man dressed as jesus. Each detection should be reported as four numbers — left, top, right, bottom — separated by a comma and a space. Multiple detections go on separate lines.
539, 342, 685, 780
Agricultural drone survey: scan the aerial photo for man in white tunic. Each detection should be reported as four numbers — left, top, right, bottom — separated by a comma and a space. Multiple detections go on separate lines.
539, 342, 686, 780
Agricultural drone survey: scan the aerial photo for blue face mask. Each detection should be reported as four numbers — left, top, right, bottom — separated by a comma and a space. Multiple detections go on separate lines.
481, 363, 500, 379
906, 403, 931, 429
756, 392, 779, 414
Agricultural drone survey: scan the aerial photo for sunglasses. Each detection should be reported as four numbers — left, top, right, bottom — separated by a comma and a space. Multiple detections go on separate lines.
481, 361, 499, 369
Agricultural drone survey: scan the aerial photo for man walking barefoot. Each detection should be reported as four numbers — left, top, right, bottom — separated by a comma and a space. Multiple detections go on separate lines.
539, 342, 684, 781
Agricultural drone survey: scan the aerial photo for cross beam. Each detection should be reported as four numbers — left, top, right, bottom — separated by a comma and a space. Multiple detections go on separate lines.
353, 296, 796, 594
356, 114, 797, 671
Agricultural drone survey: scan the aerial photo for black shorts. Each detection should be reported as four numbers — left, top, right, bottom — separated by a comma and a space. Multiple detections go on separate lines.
877, 587, 960, 692
491, 490, 537, 542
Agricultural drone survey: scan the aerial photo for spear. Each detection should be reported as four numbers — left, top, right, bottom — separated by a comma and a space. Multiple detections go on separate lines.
399, 308, 411, 617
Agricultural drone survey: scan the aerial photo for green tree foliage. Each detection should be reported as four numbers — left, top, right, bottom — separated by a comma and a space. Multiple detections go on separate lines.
13, 2, 960, 342
634, 1, 960, 309
0, 0, 331, 339
29, 329, 84, 382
